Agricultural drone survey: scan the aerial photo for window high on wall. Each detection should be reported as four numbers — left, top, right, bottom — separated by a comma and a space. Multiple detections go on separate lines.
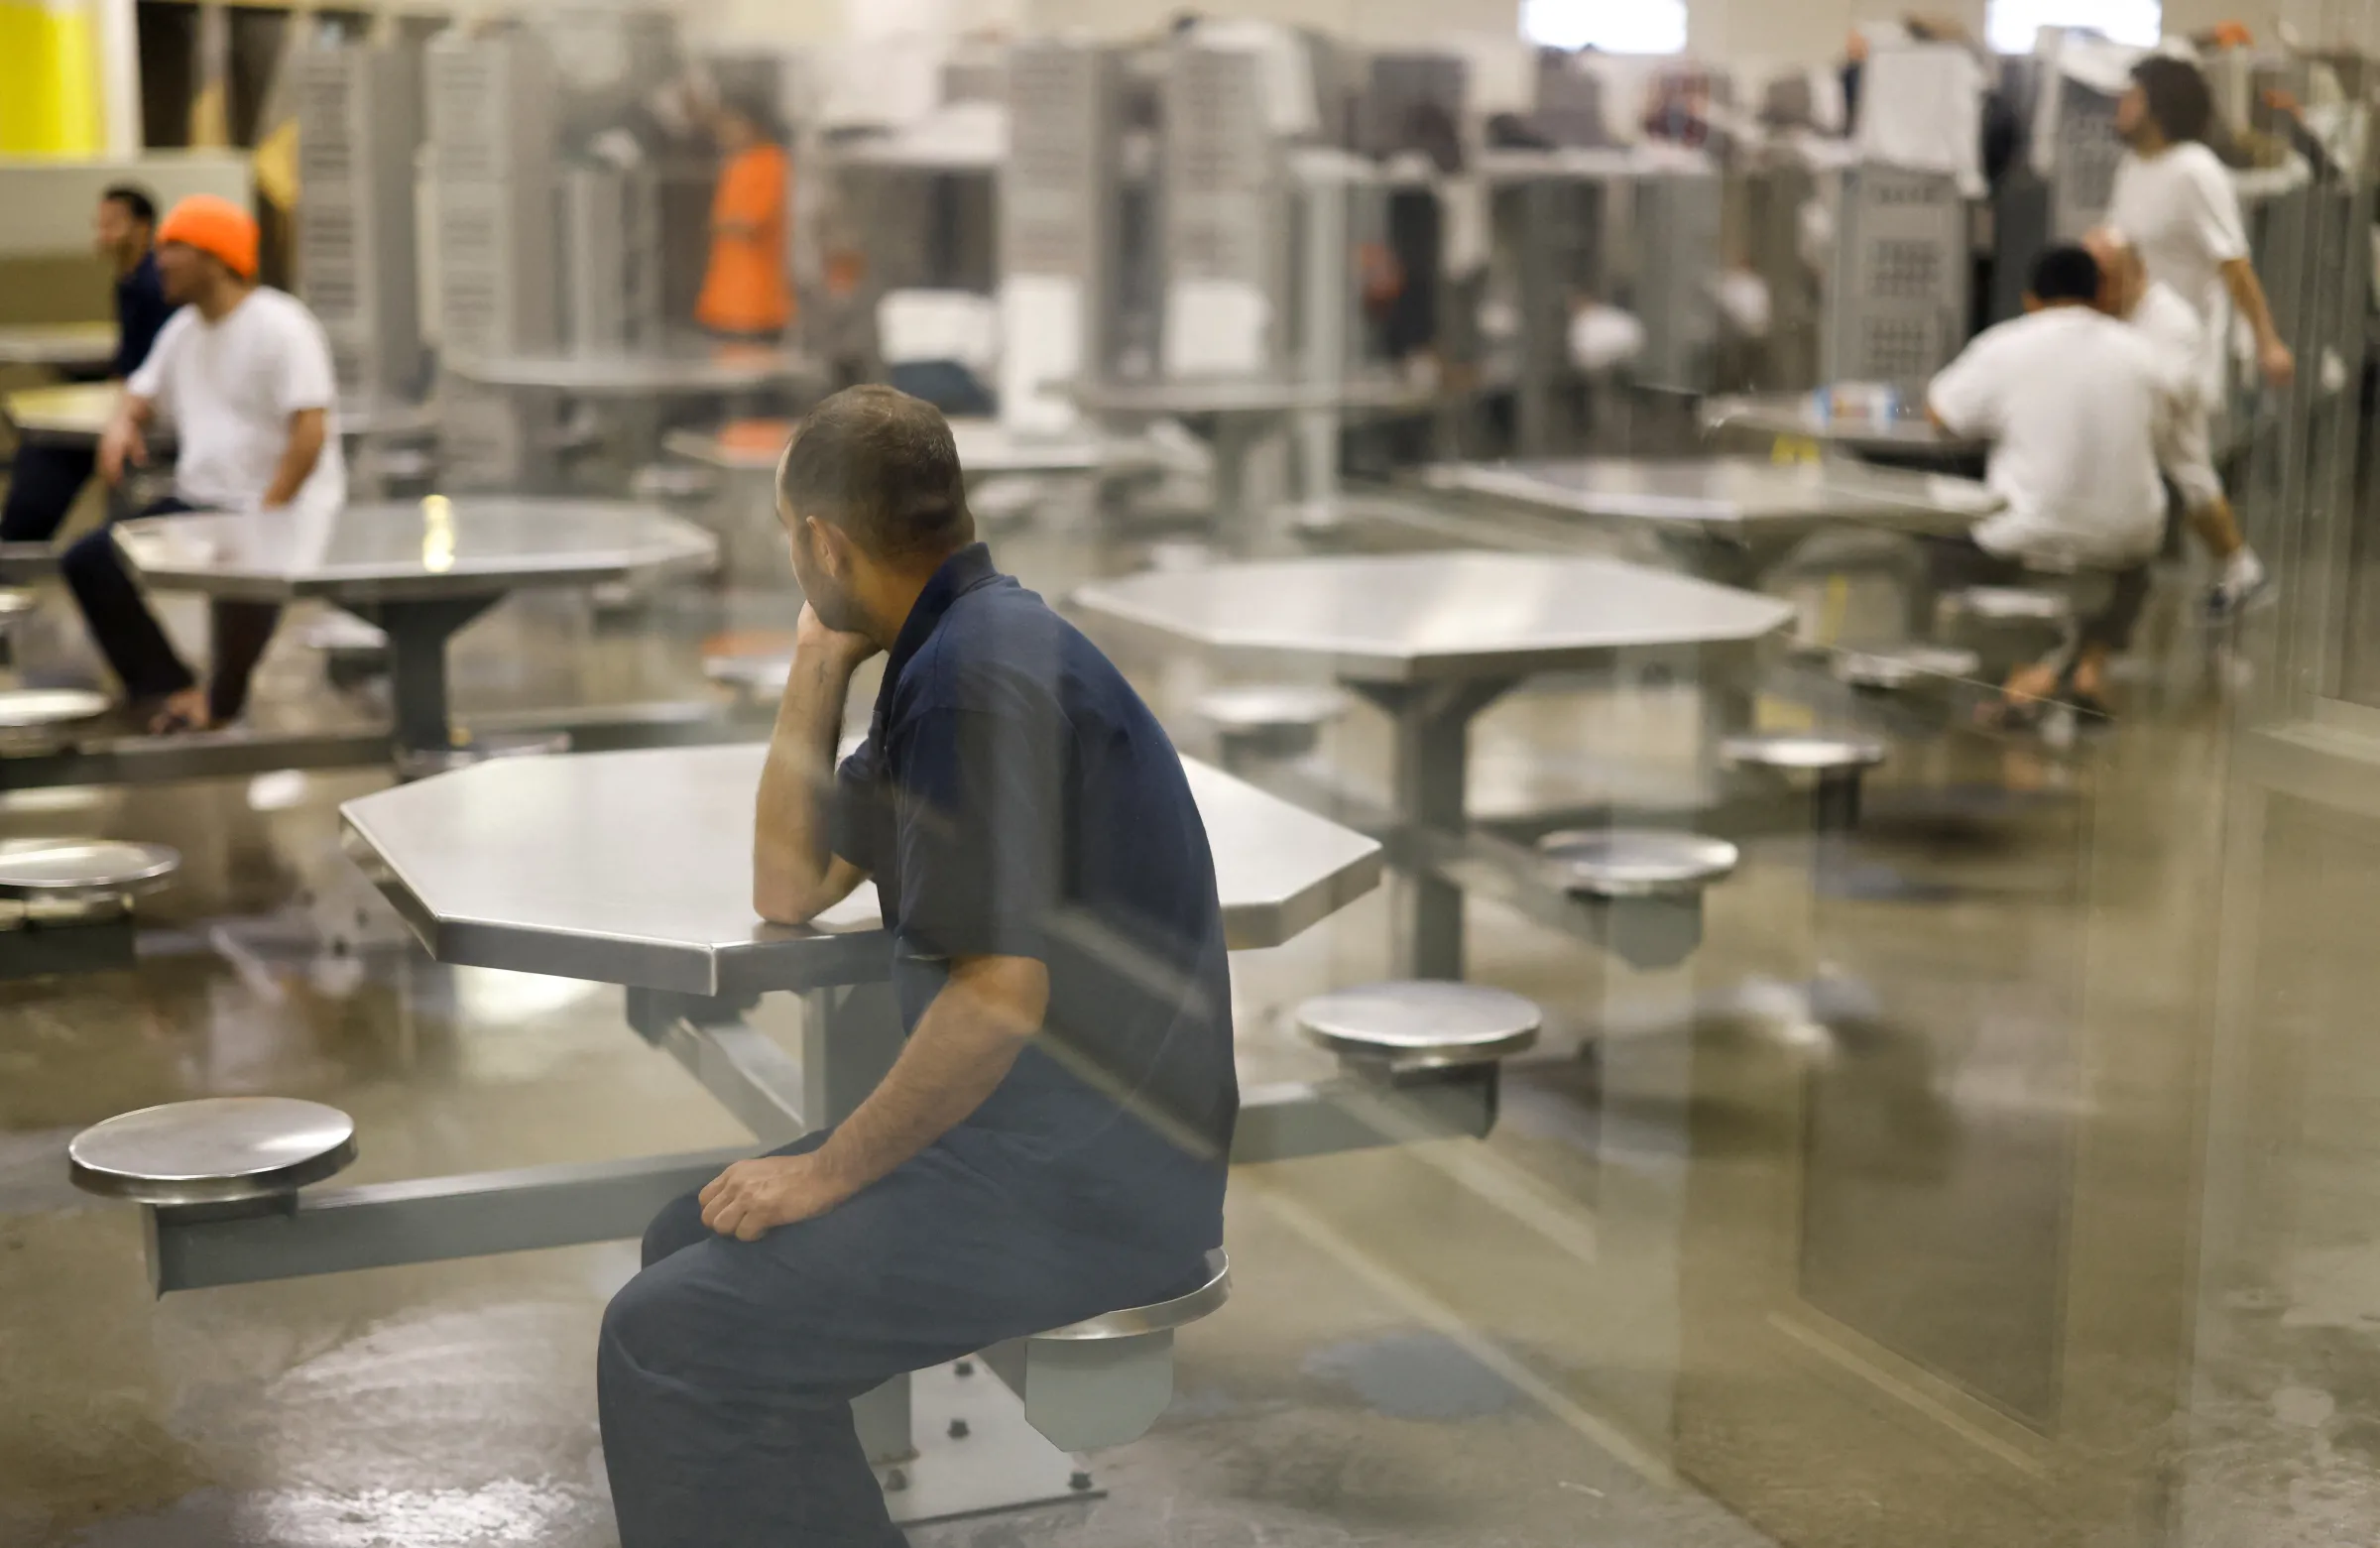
1521, 0, 1687, 55
1987, 0, 2161, 54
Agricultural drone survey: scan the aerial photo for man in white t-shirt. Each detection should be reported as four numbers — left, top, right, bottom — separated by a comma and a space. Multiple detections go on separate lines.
2106, 55, 2286, 615
76, 193, 345, 733
2082, 225, 2269, 613
1927, 245, 2179, 719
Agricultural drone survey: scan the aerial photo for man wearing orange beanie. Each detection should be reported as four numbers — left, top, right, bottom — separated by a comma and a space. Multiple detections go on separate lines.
85, 192, 346, 733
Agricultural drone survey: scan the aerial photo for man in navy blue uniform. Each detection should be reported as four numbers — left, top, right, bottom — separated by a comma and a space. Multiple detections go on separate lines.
598, 385, 1237, 1546
1, 184, 175, 542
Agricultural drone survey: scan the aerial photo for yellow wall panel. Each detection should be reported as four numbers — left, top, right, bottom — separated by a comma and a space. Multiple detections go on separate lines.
0, 0, 102, 155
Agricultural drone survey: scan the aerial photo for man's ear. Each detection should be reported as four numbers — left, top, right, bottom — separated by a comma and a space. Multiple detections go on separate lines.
809, 516, 854, 579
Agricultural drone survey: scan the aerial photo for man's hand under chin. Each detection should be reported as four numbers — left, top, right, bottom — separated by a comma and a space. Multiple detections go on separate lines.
699, 1150, 854, 1242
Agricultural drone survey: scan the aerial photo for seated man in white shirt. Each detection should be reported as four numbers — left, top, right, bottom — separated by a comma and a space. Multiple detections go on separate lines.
1926, 245, 2179, 720
81, 193, 345, 734
2082, 225, 2268, 614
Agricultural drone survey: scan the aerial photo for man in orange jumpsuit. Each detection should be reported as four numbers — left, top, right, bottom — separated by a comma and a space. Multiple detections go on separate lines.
696, 96, 793, 343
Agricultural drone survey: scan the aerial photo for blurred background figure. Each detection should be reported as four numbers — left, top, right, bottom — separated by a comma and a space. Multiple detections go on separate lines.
0, 184, 174, 544
696, 92, 793, 344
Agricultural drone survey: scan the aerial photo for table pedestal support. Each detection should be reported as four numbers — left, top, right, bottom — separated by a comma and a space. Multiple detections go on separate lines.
359, 595, 500, 754
1356, 678, 1515, 980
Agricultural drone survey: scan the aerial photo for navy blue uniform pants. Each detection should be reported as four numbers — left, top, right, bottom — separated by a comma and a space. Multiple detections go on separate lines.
57, 496, 281, 722
598, 1129, 1210, 1548
0, 443, 95, 544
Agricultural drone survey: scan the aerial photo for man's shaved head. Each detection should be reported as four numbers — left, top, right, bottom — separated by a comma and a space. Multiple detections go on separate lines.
2082, 227, 2145, 313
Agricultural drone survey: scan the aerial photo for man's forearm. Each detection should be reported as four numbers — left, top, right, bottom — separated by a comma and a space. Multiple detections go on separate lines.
2224, 259, 2284, 348
753, 644, 861, 922
810, 956, 1045, 1199
261, 413, 326, 509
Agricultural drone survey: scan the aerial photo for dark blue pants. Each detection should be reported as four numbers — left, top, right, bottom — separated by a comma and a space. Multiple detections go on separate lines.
0, 443, 95, 543
598, 1129, 1210, 1548
59, 496, 281, 722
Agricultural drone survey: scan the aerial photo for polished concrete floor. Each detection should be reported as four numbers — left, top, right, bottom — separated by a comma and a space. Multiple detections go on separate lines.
1, 493, 2374, 1548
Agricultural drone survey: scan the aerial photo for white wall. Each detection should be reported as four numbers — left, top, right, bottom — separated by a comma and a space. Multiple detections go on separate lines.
689, 0, 1518, 47
1691, 0, 1988, 67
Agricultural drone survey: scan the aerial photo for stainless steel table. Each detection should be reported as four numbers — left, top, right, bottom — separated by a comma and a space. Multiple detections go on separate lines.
1065, 376, 1433, 548
0, 322, 115, 370
114, 497, 715, 755
1419, 455, 2003, 591
342, 744, 1383, 995
245, 745, 1386, 1524
664, 417, 1161, 481
3, 381, 440, 449
1074, 550, 1796, 977
1703, 392, 1987, 463
444, 347, 817, 398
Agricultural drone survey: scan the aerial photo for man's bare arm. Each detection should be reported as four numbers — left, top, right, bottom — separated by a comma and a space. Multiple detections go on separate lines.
97, 394, 157, 485
260, 407, 327, 509
808, 953, 1046, 1193
2222, 257, 2295, 387
753, 605, 875, 924
698, 953, 1047, 1239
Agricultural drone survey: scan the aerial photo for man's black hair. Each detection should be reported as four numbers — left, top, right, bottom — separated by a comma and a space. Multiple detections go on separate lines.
2030, 244, 2103, 305
776, 385, 975, 561
2132, 56, 2215, 145
100, 183, 158, 226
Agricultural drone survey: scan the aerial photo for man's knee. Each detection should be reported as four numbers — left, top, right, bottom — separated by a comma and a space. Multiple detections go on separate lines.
642, 1188, 711, 1268
59, 528, 115, 581
602, 1256, 702, 1380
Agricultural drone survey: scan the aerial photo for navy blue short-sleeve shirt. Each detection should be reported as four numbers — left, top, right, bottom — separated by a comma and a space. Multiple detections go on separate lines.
829, 544, 1236, 1251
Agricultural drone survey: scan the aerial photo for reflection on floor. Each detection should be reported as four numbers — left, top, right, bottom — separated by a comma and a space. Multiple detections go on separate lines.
0, 510, 2365, 1547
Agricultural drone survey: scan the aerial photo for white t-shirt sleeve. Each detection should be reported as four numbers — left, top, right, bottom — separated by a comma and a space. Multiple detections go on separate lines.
1927, 331, 2006, 439
125, 307, 191, 414
2182, 149, 2252, 268
270, 300, 339, 417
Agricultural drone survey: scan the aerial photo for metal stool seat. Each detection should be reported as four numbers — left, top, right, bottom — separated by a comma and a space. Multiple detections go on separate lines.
364, 445, 436, 483
1723, 732, 1888, 831
395, 730, 572, 782
1836, 644, 1981, 691
632, 463, 718, 504
704, 652, 794, 701
1536, 828, 1740, 899
1194, 684, 1350, 768
67, 1097, 357, 1206
0, 837, 179, 913
298, 609, 389, 654
0, 837, 178, 979
1944, 586, 2073, 625
0, 687, 109, 733
1295, 981, 1542, 1071
988, 1248, 1231, 1452
0, 588, 35, 627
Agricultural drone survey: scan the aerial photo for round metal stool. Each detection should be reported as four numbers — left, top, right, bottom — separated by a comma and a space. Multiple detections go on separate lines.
68, 1097, 357, 1206
0, 687, 109, 736
704, 651, 794, 704
1945, 586, 2074, 626
0, 837, 179, 921
1835, 645, 1981, 693
395, 730, 572, 783
1296, 981, 1542, 1072
1722, 732, 1888, 832
1536, 829, 1740, 899
992, 1248, 1232, 1454
632, 463, 719, 505
1194, 684, 1350, 768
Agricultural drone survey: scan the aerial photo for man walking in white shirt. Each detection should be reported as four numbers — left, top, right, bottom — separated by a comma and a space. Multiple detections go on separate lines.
2082, 225, 2268, 614
2108, 54, 2287, 615
1927, 245, 2180, 720
82, 193, 345, 733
